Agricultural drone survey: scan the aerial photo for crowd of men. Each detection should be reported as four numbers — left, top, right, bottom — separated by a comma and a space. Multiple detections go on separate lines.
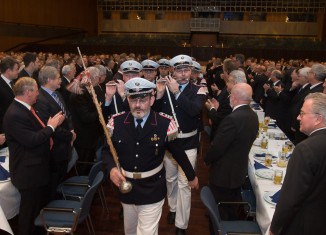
0, 51, 326, 235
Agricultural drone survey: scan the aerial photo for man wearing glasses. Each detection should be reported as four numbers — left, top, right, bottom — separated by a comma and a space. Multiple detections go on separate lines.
270, 93, 326, 235
154, 55, 206, 235
104, 77, 198, 235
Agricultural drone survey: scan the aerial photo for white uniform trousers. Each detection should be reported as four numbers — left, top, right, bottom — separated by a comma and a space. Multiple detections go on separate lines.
122, 199, 164, 235
164, 148, 197, 229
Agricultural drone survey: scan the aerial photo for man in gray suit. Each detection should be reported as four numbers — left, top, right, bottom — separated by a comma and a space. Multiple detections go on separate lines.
270, 92, 326, 235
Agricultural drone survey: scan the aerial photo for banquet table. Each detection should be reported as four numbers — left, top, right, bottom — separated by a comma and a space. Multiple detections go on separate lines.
0, 147, 20, 234
248, 123, 292, 235
0, 205, 13, 235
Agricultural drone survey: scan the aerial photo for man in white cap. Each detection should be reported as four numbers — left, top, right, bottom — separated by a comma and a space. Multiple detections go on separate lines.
104, 60, 142, 116
190, 60, 208, 94
103, 77, 199, 235
158, 58, 171, 79
141, 59, 159, 83
154, 54, 206, 234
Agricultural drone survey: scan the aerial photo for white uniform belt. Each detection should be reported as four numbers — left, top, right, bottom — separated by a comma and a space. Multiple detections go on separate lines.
124, 163, 164, 179
177, 130, 197, 139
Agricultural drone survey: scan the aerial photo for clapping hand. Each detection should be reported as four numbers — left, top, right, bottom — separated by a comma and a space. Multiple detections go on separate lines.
48, 111, 65, 129
205, 98, 219, 110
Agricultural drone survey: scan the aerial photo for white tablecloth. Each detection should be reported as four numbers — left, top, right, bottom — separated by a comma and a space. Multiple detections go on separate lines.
0, 205, 13, 235
248, 127, 292, 235
0, 147, 20, 219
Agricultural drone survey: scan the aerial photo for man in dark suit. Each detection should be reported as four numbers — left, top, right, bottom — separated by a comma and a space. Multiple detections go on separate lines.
270, 93, 326, 235
290, 68, 311, 144
70, 67, 103, 174
103, 58, 115, 82
205, 83, 259, 220
58, 64, 76, 110
307, 63, 325, 94
34, 66, 76, 199
75, 56, 87, 76
262, 70, 283, 119
3, 77, 64, 235
103, 77, 198, 235
0, 56, 19, 149
205, 69, 247, 141
16, 52, 39, 84
250, 65, 269, 104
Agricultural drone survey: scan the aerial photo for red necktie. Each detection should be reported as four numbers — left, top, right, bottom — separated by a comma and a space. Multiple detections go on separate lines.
30, 107, 53, 149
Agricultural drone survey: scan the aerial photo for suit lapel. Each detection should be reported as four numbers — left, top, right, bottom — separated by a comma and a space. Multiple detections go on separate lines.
0, 78, 14, 98
14, 100, 44, 128
39, 89, 62, 113
181, 83, 192, 97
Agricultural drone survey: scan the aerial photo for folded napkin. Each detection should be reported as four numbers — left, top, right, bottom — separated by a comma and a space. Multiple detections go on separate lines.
254, 160, 269, 170
0, 156, 5, 163
255, 153, 277, 159
0, 164, 10, 181
255, 153, 265, 157
268, 123, 277, 128
270, 190, 280, 203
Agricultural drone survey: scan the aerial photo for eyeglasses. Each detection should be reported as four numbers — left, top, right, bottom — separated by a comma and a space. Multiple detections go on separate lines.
299, 111, 320, 117
128, 96, 150, 104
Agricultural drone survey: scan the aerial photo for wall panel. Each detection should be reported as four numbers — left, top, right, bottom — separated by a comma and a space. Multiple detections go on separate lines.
0, 0, 97, 51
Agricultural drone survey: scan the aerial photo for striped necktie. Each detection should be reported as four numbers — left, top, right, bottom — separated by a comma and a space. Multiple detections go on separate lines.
52, 92, 66, 116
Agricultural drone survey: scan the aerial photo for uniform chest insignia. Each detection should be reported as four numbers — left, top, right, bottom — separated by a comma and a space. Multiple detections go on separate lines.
151, 134, 160, 141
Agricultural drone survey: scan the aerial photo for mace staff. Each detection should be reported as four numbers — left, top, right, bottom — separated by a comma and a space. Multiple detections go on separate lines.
77, 47, 132, 193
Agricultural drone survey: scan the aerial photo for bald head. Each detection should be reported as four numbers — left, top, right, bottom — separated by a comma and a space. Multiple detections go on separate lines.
230, 83, 253, 107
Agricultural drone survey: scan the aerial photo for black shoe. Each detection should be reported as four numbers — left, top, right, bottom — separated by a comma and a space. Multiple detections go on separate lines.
167, 211, 176, 224
176, 227, 186, 235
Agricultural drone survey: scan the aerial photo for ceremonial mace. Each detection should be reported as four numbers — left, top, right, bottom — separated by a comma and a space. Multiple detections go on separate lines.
77, 47, 132, 193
